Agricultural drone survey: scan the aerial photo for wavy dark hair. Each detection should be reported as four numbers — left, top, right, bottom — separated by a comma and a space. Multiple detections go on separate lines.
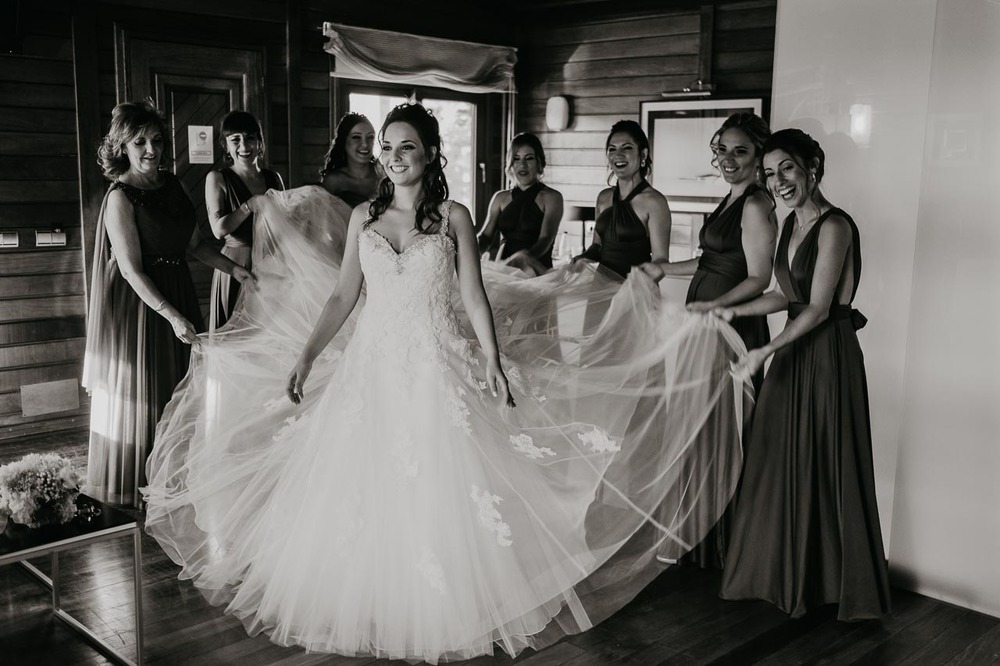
367, 103, 449, 233
320, 112, 374, 178
506, 132, 546, 173
219, 111, 264, 165
97, 100, 171, 180
710, 112, 771, 181
606, 119, 651, 184
761, 128, 827, 184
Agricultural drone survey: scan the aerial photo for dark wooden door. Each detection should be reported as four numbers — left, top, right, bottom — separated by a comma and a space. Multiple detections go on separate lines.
115, 31, 266, 319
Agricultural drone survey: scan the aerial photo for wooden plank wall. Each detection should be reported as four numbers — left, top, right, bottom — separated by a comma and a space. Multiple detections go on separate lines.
517, 0, 776, 207
0, 1, 90, 440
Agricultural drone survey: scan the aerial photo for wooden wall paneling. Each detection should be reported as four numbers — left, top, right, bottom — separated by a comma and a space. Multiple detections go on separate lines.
286, 0, 303, 187
0, 363, 81, 395
0, 319, 86, 346
516, 1, 776, 208
74, 1, 108, 306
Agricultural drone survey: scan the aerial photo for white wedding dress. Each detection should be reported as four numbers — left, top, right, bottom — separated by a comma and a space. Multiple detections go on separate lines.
144, 186, 748, 663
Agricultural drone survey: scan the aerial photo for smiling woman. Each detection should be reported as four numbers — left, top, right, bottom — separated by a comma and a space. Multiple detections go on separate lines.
319, 112, 379, 208
82, 101, 255, 507
205, 111, 285, 332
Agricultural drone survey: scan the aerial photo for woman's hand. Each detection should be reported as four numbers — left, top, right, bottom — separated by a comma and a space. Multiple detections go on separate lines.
286, 357, 313, 405
486, 358, 516, 408
232, 265, 259, 293
686, 300, 716, 313
731, 348, 768, 384
638, 261, 666, 283
504, 250, 545, 277
713, 307, 736, 322
168, 314, 198, 344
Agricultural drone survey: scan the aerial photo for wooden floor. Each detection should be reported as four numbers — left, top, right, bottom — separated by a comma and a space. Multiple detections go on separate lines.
2, 430, 999, 665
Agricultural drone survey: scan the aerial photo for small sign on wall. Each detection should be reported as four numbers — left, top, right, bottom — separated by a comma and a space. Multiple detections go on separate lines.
188, 125, 214, 164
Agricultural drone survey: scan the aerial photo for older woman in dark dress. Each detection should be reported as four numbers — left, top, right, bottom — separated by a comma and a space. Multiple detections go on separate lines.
83, 101, 255, 507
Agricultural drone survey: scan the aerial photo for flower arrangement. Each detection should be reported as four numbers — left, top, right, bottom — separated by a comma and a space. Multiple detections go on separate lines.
0, 453, 81, 529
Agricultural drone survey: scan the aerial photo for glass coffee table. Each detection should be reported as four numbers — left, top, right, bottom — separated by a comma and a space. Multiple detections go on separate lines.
0, 494, 143, 665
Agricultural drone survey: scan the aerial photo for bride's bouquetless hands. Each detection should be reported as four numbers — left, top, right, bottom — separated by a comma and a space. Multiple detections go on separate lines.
487, 359, 516, 409
286, 357, 313, 404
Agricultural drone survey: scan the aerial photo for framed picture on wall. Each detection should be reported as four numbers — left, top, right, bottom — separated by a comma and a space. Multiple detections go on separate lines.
640, 98, 763, 212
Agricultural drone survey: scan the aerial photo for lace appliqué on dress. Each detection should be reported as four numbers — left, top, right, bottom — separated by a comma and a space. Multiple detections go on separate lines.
578, 426, 620, 453
470, 485, 513, 547
392, 427, 419, 479
417, 547, 447, 596
510, 433, 555, 460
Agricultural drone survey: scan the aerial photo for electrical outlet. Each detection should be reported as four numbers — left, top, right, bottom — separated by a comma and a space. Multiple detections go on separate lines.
35, 230, 67, 247
0, 231, 18, 248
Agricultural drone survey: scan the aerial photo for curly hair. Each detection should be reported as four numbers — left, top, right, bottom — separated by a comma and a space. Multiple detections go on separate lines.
606, 119, 651, 184
506, 132, 546, 173
97, 100, 170, 180
367, 103, 449, 233
219, 110, 264, 165
319, 112, 374, 178
761, 128, 827, 184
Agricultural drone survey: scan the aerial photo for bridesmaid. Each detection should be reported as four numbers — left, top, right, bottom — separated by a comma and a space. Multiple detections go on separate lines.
206, 111, 284, 331
477, 132, 564, 276
641, 112, 776, 570
574, 120, 671, 277
641, 112, 775, 393
319, 112, 379, 208
83, 101, 255, 507
718, 129, 891, 620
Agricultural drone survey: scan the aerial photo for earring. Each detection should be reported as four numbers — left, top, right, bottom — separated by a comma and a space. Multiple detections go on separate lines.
640, 159, 646, 167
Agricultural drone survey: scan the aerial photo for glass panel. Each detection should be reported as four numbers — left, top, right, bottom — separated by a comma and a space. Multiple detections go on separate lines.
348, 92, 409, 128
348, 92, 477, 213
422, 98, 476, 212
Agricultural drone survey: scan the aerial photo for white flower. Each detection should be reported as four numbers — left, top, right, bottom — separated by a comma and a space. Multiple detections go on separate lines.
578, 426, 620, 453
510, 433, 555, 460
470, 485, 512, 547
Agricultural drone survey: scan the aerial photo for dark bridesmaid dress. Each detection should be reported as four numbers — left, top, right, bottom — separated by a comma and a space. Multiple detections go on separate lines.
687, 186, 771, 391
592, 179, 653, 277
680, 185, 773, 570
719, 208, 891, 620
490, 182, 554, 270
208, 167, 284, 331
83, 174, 205, 507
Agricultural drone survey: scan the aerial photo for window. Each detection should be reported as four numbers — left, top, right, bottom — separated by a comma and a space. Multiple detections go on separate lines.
340, 83, 486, 218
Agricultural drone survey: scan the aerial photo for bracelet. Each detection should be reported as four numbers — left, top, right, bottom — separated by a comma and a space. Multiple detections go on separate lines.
153, 299, 166, 312
242, 201, 251, 215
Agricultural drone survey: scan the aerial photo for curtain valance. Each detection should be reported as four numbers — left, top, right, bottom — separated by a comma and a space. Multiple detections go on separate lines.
322, 22, 517, 95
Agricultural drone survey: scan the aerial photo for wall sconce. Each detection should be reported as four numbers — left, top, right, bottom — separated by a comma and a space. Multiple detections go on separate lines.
545, 96, 571, 131
660, 79, 714, 99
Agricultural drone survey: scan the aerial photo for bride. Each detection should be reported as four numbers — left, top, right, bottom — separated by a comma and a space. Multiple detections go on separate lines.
144, 103, 748, 663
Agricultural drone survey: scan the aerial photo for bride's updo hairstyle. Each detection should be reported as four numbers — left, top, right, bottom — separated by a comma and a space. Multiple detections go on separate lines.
97, 100, 170, 180
368, 102, 450, 233
761, 128, 826, 185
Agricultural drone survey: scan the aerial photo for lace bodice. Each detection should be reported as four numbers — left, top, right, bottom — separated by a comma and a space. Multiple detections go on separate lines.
357, 203, 458, 337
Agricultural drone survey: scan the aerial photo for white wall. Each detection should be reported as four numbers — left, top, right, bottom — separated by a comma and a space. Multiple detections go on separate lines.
770, 0, 938, 551
889, 0, 1000, 618
771, 0, 1000, 618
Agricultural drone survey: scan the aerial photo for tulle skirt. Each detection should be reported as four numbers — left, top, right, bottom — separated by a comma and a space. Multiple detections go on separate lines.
144, 186, 750, 662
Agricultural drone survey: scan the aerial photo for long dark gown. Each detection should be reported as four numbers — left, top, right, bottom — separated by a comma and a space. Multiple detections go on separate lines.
83, 174, 205, 507
680, 186, 773, 569
209, 167, 284, 331
719, 208, 891, 621
480, 182, 554, 270
590, 180, 653, 278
